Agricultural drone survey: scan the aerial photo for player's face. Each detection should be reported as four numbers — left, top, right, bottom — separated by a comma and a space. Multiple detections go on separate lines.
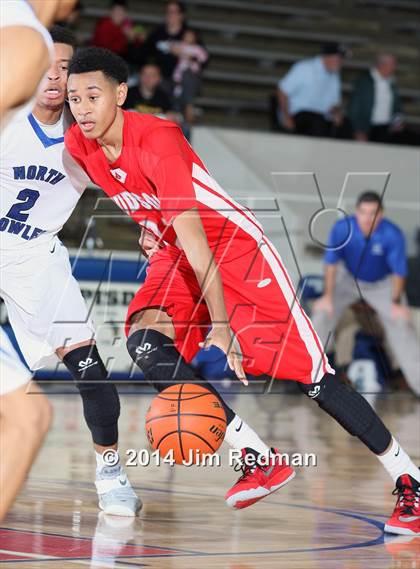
37, 43, 73, 111
67, 71, 127, 139
355, 202, 383, 236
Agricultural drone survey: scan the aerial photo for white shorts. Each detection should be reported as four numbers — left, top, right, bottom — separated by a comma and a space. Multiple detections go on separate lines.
0, 327, 31, 395
0, 237, 95, 370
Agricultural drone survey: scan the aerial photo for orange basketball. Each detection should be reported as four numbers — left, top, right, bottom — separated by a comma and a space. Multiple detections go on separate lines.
145, 384, 227, 465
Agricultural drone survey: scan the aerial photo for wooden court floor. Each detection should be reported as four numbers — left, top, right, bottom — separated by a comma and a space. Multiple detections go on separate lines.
1, 388, 419, 568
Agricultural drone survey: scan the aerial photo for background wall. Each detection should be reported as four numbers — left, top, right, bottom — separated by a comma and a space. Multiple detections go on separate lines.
193, 127, 420, 282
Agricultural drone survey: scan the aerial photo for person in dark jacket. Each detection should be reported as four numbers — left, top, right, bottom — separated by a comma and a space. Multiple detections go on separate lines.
124, 62, 190, 138
142, 1, 188, 82
348, 54, 419, 145
124, 62, 174, 117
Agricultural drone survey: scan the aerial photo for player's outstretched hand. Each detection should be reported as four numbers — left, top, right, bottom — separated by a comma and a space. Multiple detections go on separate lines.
199, 326, 248, 386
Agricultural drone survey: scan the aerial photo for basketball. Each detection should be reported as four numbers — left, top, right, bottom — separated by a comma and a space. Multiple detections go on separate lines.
145, 384, 227, 464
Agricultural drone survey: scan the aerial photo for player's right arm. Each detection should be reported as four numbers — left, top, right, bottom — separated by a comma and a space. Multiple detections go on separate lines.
173, 208, 247, 384
0, 27, 50, 117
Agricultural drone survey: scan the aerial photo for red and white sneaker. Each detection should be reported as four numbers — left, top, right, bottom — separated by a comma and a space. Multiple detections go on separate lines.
225, 448, 295, 510
384, 473, 420, 536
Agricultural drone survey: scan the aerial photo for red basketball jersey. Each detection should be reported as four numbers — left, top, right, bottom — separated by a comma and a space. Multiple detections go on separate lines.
65, 111, 332, 382
65, 111, 264, 255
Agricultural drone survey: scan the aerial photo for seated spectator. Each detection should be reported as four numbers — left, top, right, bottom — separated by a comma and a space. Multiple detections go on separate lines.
91, 0, 144, 60
348, 54, 420, 146
170, 29, 208, 123
124, 63, 181, 123
142, 1, 188, 84
277, 43, 350, 138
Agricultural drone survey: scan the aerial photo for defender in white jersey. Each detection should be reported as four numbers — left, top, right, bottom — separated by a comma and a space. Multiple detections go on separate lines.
0, 0, 76, 523
0, 83, 94, 369
0, 26, 140, 517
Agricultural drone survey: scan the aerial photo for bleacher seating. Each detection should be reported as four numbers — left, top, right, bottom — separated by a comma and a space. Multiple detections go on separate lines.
59, 0, 419, 250
78, 0, 420, 131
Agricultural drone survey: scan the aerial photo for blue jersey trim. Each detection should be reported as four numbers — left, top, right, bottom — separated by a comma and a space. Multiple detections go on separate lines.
28, 113, 64, 148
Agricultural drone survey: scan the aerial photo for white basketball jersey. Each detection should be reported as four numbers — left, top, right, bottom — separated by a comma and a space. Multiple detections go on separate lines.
0, 111, 89, 250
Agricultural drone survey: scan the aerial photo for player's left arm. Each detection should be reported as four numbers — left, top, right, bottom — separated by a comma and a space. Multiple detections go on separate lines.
173, 208, 247, 384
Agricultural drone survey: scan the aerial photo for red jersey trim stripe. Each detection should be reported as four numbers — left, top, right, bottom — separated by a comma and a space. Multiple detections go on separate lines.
262, 235, 332, 381
192, 163, 264, 238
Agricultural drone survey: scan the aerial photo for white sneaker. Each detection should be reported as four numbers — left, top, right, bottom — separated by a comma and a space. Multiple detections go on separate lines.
95, 465, 142, 517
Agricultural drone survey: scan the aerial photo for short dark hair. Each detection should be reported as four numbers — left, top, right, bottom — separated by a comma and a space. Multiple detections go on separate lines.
68, 47, 129, 84
50, 25, 77, 48
166, 1, 186, 14
110, 0, 128, 7
139, 61, 161, 72
321, 42, 347, 58
356, 191, 383, 209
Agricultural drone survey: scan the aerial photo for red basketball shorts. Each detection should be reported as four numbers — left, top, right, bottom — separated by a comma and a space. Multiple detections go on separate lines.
126, 236, 333, 384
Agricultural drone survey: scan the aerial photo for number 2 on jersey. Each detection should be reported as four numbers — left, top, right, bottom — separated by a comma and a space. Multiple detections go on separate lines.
6, 189, 40, 222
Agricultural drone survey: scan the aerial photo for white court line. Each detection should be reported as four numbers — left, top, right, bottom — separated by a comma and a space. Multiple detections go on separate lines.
0, 548, 124, 567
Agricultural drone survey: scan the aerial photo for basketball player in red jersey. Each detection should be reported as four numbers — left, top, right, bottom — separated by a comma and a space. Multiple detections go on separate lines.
65, 48, 419, 533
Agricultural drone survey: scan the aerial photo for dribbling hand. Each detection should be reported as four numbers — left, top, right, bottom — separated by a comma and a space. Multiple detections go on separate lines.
199, 325, 248, 386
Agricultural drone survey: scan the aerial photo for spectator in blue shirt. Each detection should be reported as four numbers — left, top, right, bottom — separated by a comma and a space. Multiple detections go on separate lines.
312, 191, 419, 395
277, 43, 351, 138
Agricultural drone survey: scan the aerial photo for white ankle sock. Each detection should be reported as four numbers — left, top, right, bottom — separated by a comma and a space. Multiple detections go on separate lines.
224, 414, 270, 455
377, 437, 420, 483
95, 449, 120, 471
